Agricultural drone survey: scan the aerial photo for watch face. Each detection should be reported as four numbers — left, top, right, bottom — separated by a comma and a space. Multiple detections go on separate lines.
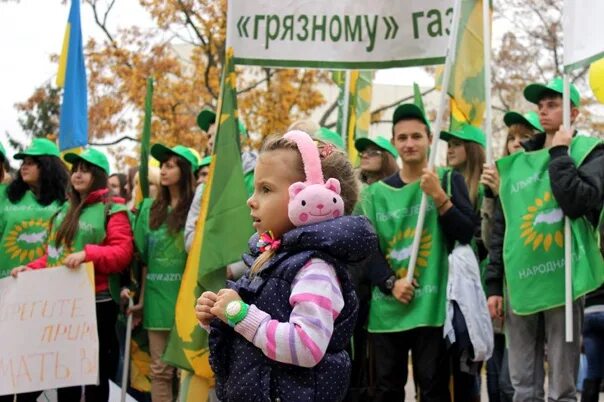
226, 301, 241, 317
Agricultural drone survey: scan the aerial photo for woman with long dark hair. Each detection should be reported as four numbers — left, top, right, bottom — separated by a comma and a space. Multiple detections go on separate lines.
132, 144, 197, 402
12, 148, 134, 402
0, 138, 68, 279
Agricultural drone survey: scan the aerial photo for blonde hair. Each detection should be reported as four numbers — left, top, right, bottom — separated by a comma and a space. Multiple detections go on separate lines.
250, 135, 360, 274
287, 119, 320, 136
504, 124, 535, 156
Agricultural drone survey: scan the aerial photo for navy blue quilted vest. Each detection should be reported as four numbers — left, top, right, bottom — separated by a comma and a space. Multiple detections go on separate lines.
209, 216, 378, 402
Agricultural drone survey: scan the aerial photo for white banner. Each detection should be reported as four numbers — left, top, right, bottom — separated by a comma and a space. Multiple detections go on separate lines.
227, 0, 454, 69
0, 264, 99, 396
563, 0, 604, 71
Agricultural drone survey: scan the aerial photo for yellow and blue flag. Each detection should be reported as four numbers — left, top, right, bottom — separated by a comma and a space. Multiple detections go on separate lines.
57, 0, 88, 151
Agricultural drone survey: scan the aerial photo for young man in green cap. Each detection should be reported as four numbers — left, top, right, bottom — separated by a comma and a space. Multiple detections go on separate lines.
357, 103, 478, 401
486, 77, 604, 401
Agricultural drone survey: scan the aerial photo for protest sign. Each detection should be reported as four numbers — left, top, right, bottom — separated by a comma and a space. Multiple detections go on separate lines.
0, 264, 98, 395
227, 0, 453, 68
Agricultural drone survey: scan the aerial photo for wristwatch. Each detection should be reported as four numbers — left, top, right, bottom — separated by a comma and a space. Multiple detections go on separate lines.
383, 275, 396, 292
225, 300, 249, 327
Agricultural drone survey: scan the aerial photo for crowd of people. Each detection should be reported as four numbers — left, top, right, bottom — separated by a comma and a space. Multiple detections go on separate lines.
0, 77, 602, 402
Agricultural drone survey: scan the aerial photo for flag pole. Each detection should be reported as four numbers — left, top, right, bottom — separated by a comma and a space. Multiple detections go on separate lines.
407, 0, 463, 282
483, 0, 494, 165
341, 70, 352, 147
563, 73, 573, 342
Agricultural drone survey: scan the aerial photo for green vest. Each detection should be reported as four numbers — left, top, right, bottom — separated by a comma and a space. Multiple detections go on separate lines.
0, 190, 62, 277
498, 136, 604, 315
358, 170, 449, 332
46, 201, 127, 266
134, 199, 187, 330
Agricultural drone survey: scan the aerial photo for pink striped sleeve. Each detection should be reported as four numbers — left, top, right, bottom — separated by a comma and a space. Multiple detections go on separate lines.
234, 258, 344, 368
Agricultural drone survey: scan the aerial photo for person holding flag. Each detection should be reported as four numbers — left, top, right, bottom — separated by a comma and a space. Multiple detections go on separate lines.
486, 78, 604, 401
133, 143, 197, 402
357, 103, 478, 401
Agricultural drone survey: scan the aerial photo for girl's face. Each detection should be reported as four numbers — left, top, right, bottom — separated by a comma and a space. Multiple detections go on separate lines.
506, 132, 530, 155
108, 175, 121, 196
197, 166, 210, 185
20, 157, 40, 187
71, 163, 94, 195
160, 156, 182, 187
359, 145, 383, 173
447, 138, 467, 168
247, 150, 302, 239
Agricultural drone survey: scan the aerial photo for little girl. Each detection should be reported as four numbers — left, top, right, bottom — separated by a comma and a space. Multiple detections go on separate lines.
196, 130, 378, 402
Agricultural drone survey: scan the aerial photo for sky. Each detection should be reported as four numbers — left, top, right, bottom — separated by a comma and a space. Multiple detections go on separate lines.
0, 0, 157, 168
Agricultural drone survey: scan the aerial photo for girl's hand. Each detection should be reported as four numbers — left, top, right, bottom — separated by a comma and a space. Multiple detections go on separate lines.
480, 164, 500, 196
63, 251, 86, 269
127, 302, 143, 327
420, 168, 447, 204
196, 291, 218, 326
210, 289, 242, 324
11, 266, 30, 278
120, 288, 132, 301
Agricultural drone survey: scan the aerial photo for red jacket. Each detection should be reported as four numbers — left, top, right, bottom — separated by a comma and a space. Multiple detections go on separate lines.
28, 189, 134, 294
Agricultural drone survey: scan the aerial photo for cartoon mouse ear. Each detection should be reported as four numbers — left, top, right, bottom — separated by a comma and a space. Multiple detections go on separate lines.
289, 182, 307, 199
324, 178, 341, 195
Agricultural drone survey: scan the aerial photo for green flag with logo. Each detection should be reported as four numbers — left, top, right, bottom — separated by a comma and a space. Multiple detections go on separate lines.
163, 48, 254, 399
497, 136, 604, 315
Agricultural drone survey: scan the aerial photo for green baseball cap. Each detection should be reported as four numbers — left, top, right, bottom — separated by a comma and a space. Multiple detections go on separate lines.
197, 108, 216, 132
524, 77, 581, 107
151, 143, 199, 171
14, 138, 61, 160
355, 136, 399, 159
503, 111, 544, 132
64, 148, 111, 174
441, 124, 486, 148
392, 103, 431, 130
315, 127, 345, 150
199, 155, 212, 168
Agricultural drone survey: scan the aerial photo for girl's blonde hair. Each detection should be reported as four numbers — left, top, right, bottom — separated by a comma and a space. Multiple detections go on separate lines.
250, 135, 360, 274
504, 124, 535, 156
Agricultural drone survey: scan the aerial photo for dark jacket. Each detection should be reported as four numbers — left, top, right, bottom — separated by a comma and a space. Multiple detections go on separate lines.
209, 216, 378, 402
485, 133, 604, 297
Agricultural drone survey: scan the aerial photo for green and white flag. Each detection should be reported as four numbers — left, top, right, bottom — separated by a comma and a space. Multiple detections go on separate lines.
563, 0, 604, 71
227, 0, 454, 69
497, 136, 604, 315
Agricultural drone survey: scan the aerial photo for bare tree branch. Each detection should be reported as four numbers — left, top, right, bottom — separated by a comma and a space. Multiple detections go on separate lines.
237, 71, 277, 95
319, 99, 339, 127
370, 87, 436, 116
90, 135, 139, 146
87, 0, 116, 45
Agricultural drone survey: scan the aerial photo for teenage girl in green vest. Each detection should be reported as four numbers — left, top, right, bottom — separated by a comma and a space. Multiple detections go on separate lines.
11, 148, 134, 402
132, 144, 197, 402
0, 139, 69, 279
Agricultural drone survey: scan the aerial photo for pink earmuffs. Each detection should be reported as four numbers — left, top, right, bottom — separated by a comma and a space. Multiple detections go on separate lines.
283, 130, 345, 227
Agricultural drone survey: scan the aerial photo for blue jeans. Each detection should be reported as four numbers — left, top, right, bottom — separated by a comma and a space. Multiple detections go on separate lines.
583, 311, 604, 380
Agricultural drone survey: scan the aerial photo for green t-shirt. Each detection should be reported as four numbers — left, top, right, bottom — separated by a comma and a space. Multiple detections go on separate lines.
134, 199, 187, 330
0, 189, 63, 278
